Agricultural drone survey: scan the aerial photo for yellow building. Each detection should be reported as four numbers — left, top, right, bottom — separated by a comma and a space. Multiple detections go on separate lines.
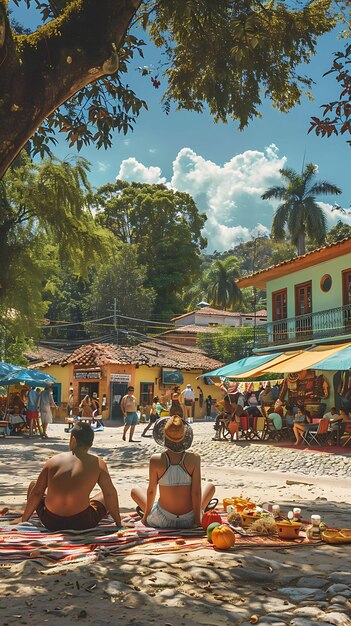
27, 342, 223, 422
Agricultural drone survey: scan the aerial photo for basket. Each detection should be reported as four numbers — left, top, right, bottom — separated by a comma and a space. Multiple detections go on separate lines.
241, 512, 264, 528
321, 529, 351, 545
275, 521, 302, 540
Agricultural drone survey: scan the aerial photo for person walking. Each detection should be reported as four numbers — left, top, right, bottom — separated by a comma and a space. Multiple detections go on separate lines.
121, 386, 139, 442
39, 384, 57, 439
27, 387, 40, 437
67, 383, 74, 418
141, 396, 160, 437
181, 384, 195, 419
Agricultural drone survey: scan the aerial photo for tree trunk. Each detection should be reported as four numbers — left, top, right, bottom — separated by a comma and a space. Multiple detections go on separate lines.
0, 0, 141, 178
297, 231, 306, 256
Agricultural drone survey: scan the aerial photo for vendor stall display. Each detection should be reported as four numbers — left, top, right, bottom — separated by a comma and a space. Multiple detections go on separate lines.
279, 369, 329, 416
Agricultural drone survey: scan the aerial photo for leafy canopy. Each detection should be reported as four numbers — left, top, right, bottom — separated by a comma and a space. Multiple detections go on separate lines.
94, 180, 207, 314
0, 153, 112, 339
1, 0, 335, 166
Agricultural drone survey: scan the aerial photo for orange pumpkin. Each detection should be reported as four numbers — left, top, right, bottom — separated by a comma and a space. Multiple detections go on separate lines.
211, 524, 236, 550
201, 510, 222, 530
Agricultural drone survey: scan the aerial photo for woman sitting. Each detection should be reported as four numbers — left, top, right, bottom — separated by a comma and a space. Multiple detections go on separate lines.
330, 408, 349, 442
131, 415, 215, 528
293, 406, 312, 446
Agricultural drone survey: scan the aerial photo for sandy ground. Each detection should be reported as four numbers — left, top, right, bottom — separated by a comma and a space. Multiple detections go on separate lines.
0, 422, 351, 626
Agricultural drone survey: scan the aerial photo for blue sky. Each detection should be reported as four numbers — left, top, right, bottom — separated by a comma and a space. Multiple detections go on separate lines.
12, 4, 351, 251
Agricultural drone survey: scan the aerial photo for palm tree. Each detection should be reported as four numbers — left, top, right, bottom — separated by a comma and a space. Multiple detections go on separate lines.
261, 164, 341, 256
207, 257, 242, 310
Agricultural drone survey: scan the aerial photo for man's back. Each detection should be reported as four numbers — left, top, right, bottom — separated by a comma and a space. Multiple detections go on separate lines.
45, 451, 100, 516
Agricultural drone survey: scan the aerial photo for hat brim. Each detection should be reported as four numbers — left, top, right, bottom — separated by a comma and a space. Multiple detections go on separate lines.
153, 417, 193, 452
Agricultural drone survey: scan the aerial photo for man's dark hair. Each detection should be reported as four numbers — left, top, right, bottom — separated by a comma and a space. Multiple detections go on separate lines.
71, 422, 94, 448
128, 386, 134, 391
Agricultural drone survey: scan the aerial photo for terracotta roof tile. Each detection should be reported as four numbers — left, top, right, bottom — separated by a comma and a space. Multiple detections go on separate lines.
172, 307, 267, 321
25, 346, 70, 367
33, 342, 223, 371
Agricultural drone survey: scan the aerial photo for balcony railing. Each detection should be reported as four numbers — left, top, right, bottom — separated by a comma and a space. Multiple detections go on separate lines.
254, 303, 351, 348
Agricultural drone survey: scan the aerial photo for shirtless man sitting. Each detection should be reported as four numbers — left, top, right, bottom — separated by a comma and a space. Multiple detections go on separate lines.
10, 422, 121, 530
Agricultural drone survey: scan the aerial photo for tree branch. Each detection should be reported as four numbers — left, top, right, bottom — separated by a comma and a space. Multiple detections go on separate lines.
0, 0, 141, 178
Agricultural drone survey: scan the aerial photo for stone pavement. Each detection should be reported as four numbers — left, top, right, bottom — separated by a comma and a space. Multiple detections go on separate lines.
104, 420, 351, 479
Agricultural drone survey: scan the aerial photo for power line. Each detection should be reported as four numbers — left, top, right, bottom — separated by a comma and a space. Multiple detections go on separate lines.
40, 315, 113, 328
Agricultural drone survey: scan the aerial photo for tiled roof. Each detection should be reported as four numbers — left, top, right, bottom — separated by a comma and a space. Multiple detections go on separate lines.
161, 325, 223, 335
25, 345, 70, 366
32, 342, 223, 371
237, 237, 351, 289
172, 307, 242, 321
172, 306, 267, 321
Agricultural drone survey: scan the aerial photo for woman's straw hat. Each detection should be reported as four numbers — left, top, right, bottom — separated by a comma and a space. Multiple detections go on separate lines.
153, 415, 193, 452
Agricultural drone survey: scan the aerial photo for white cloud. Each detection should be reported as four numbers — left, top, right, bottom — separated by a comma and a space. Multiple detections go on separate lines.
149, 148, 156, 154
116, 157, 166, 184
115, 145, 348, 251
98, 161, 110, 173
169, 144, 286, 250
318, 202, 351, 228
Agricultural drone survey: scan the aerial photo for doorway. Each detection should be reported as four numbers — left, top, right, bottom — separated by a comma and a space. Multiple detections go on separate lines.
79, 382, 99, 402
110, 382, 129, 423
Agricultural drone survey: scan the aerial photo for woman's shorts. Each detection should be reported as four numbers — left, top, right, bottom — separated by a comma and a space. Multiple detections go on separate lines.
27, 410, 38, 421
125, 412, 138, 426
184, 399, 193, 407
146, 502, 195, 529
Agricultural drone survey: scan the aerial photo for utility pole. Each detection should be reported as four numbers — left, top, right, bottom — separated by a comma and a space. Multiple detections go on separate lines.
113, 298, 119, 345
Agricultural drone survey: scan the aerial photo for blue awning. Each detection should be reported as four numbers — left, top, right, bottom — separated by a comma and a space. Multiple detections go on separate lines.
198, 352, 283, 379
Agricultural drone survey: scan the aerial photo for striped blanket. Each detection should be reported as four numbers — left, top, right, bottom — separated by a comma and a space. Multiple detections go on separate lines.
0, 512, 313, 569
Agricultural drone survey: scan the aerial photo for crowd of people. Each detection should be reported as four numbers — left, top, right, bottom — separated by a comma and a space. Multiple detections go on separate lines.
4, 379, 350, 533
213, 381, 350, 446
1, 384, 58, 439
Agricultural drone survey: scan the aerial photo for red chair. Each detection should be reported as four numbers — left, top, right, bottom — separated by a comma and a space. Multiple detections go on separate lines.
240, 415, 251, 440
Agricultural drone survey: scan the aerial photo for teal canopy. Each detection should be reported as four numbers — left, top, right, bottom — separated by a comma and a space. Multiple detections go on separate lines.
312, 344, 351, 371
1, 368, 56, 388
0, 362, 22, 381
199, 352, 283, 379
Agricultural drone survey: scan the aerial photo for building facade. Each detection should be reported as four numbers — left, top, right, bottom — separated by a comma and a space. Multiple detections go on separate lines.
161, 306, 267, 347
28, 342, 223, 422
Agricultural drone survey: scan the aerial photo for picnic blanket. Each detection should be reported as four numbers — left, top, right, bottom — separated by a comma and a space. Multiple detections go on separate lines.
0, 512, 314, 570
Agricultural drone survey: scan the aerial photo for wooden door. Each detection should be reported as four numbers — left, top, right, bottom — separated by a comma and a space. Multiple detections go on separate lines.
342, 269, 351, 326
272, 289, 287, 342
295, 281, 312, 337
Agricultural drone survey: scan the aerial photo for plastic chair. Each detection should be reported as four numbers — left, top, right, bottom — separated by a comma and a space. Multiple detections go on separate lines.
251, 416, 267, 440
302, 418, 330, 447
